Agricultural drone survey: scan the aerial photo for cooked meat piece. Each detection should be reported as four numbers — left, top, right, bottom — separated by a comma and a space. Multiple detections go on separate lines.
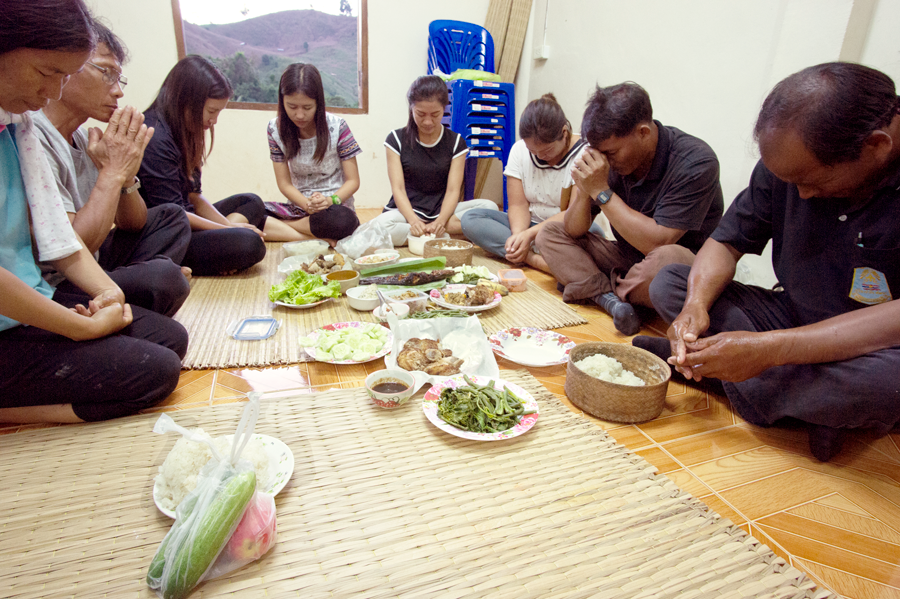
424, 357, 463, 376
398, 349, 427, 371
359, 269, 456, 286
403, 338, 440, 353
424, 348, 443, 362
443, 292, 467, 305
441, 348, 453, 357
466, 286, 494, 306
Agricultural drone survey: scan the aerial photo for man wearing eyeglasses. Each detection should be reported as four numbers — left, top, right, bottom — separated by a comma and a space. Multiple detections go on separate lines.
32, 20, 191, 317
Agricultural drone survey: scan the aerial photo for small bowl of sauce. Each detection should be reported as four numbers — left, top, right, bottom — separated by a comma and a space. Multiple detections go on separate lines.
325, 269, 360, 294
364, 369, 416, 409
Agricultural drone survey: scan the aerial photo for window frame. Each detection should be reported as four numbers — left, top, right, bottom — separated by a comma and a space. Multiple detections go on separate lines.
170, 0, 368, 114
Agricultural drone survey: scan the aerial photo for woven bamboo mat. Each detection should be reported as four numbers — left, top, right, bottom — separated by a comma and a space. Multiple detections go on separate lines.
0, 371, 831, 599
173, 243, 586, 369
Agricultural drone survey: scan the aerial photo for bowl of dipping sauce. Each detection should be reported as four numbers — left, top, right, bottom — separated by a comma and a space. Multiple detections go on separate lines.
325, 269, 359, 294
364, 369, 416, 409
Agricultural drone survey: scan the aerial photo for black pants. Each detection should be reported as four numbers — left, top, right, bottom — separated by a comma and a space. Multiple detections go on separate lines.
57, 204, 192, 317
0, 291, 188, 422
650, 264, 900, 432
184, 194, 267, 276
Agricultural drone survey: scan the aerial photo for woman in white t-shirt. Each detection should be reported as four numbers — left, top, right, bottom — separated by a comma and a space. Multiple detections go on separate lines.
461, 93, 602, 273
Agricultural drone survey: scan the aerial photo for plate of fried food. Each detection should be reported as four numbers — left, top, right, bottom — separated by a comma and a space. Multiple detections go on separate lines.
429, 284, 501, 313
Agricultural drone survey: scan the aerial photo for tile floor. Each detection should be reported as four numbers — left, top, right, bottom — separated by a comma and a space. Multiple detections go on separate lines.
3, 209, 898, 598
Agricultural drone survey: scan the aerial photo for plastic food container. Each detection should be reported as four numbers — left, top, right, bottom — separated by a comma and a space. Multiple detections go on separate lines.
383, 289, 429, 313
498, 269, 527, 292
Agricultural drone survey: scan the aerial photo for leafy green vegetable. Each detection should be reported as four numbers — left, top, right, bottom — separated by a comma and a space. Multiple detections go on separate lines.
269, 270, 341, 305
437, 375, 536, 433
450, 265, 493, 284
360, 257, 446, 278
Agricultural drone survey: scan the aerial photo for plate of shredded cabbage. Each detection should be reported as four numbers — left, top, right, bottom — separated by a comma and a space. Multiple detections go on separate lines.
299, 321, 393, 364
268, 270, 342, 306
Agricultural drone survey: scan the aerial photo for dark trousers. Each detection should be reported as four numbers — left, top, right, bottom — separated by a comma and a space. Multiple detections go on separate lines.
56, 204, 191, 317
184, 194, 267, 276
0, 290, 188, 422
650, 264, 900, 432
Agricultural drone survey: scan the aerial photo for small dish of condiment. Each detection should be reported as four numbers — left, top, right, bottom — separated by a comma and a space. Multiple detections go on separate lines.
325, 269, 359, 294
364, 369, 416, 409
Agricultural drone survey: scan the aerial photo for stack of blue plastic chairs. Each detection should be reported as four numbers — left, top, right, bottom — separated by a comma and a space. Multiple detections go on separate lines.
427, 20, 516, 210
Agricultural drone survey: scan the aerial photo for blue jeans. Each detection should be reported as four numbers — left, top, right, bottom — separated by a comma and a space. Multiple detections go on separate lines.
460, 209, 603, 260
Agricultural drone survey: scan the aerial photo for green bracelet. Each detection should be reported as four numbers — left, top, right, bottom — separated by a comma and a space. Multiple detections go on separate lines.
330, 194, 341, 205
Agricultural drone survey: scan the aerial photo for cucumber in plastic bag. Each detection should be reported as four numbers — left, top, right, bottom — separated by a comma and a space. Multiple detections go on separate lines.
147, 397, 264, 599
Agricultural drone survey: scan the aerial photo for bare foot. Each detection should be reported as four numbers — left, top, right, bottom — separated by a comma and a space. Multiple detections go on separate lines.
181, 266, 192, 282
524, 251, 551, 274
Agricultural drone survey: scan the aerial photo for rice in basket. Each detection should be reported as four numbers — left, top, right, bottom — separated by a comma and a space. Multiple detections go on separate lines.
155, 428, 271, 512
574, 354, 646, 386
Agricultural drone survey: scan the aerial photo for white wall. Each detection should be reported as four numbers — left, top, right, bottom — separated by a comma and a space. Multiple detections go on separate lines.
522, 0, 865, 286
861, 0, 900, 83
86, 0, 899, 286
87, 0, 494, 210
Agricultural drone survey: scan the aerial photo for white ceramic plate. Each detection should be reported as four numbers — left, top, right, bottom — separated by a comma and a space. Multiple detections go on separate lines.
274, 298, 332, 310
302, 321, 393, 364
488, 328, 575, 367
429, 284, 502, 313
354, 251, 400, 269
422, 375, 539, 441
153, 433, 294, 519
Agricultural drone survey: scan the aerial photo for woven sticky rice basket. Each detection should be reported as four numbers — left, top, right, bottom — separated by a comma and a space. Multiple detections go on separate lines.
565, 342, 671, 423
423, 239, 474, 267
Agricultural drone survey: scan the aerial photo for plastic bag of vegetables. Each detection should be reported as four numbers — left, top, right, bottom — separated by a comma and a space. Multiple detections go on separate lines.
147, 396, 268, 599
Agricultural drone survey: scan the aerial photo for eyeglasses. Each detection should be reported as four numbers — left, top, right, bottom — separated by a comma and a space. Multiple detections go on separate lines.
86, 62, 128, 88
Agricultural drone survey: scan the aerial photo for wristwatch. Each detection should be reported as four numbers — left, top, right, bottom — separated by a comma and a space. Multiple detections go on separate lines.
121, 176, 141, 195
330, 194, 342, 205
595, 188, 613, 205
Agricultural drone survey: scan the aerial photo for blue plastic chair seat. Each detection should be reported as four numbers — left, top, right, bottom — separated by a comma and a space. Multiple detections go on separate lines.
428, 20, 495, 75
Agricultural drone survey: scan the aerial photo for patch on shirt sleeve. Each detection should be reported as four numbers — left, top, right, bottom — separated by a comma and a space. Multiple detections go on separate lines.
849, 267, 892, 305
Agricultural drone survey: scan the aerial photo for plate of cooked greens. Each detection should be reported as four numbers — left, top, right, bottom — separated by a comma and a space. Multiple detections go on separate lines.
422, 374, 539, 441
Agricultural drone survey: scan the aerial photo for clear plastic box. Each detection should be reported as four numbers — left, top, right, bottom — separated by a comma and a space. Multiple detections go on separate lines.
498, 269, 527, 292
383, 289, 430, 313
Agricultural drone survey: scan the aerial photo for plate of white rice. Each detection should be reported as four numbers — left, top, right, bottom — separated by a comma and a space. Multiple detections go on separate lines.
153, 431, 294, 518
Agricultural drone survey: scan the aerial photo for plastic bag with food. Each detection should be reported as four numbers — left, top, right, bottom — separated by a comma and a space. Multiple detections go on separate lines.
334, 220, 393, 260
205, 491, 277, 579
147, 395, 272, 599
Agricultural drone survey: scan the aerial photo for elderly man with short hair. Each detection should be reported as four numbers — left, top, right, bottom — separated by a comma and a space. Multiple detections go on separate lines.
536, 83, 724, 335
636, 62, 900, 461
33, 20, 191, 316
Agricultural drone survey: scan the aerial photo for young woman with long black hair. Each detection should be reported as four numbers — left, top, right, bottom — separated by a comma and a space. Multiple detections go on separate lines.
138, 56, 302, 275
266, 63, 361, 244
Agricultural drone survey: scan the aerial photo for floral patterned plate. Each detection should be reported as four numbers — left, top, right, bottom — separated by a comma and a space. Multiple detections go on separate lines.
429, 284, 502, 313
303, 321, 393, 364
422, 375, 539, 441
154, 433, 294, 519
488, 327, 575, 367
